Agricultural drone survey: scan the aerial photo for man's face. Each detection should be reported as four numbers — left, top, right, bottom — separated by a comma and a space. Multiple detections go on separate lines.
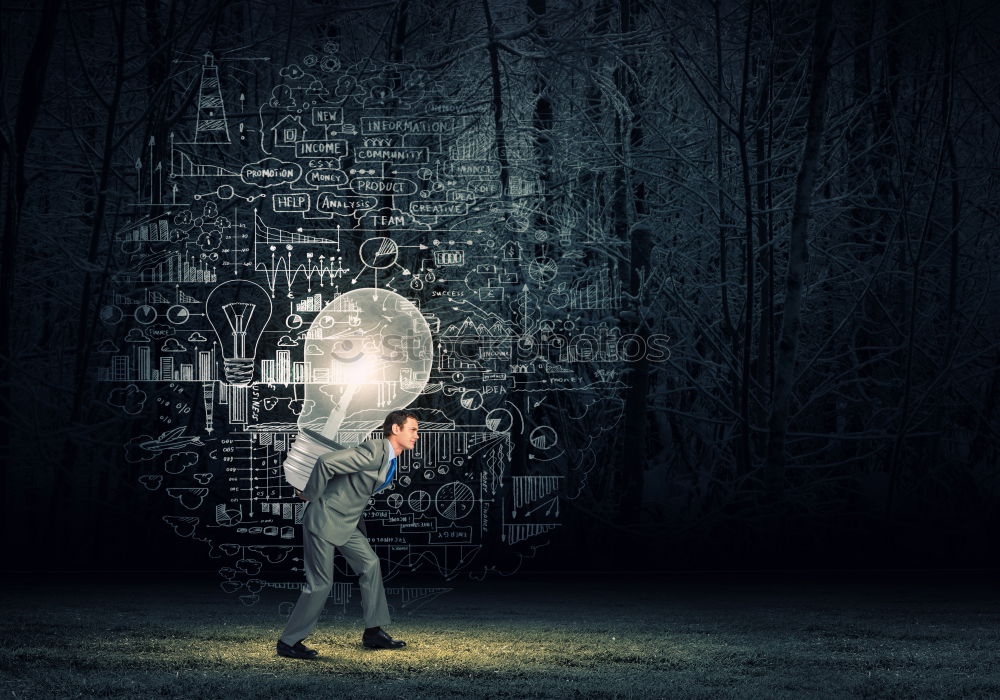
393, 417, 419, 451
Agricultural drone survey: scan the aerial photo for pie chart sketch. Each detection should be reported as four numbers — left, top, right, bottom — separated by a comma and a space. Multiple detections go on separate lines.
387, 493, 403, 509
100, 305, 124, 325
528, 257, 558, 284
459, 390, 483, 411
360, 237, 399, 269
135, 304, 157, 324
529, 425, 558, 450
408, 489, 431, 512
215, 504, 243, 526
166, 305, 190, 324
485, 408, 513, 433
435, 481, 475, 520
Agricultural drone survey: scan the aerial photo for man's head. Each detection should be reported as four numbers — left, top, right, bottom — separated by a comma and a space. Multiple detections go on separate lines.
383, 410, 419, 452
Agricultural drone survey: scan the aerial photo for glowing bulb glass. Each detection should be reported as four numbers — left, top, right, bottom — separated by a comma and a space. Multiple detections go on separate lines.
283, 288, 432, 489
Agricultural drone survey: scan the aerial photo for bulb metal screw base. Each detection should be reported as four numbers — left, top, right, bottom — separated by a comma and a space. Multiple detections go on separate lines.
282, 429, 343, 491
222, 358, 254, 385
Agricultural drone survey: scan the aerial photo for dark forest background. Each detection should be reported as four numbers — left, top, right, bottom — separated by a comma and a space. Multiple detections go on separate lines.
1, 0, 998, 575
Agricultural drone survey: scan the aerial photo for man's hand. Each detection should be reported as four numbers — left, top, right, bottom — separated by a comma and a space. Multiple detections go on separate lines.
295, 489, 309, 501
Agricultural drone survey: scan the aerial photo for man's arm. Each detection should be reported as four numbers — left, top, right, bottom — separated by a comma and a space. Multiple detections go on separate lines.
300, 441, 379, 501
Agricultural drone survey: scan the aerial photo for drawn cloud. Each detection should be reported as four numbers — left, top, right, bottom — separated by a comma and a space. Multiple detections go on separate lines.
138, 474, 162, 490
161, 338, 186, 353
235, 558, 262, 575
162, 516, 198, 538
165, 451, 199, 474
146, 324, 175, 340
240, 157, 302, 188
166, 488, 209, 510
108, 385, 146, 415
125, 435, 157, 463
278, 64, 306, 81
196, 229, 222, 252
249, 545, 292, 564
288, 398, 315, 417
268, 84, 296, 109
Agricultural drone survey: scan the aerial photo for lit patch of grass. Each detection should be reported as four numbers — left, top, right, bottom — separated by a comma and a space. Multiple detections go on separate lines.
1, 576, 998, 698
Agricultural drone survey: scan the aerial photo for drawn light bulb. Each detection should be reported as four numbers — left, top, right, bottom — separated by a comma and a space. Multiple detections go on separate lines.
283, 287, 432, 490
205, 280, 273, 385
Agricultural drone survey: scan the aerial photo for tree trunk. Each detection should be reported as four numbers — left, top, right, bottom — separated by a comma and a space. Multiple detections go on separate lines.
0, 0, 62, 542
482, 0, 510, 198
615, 0, 651, 525
50, 0, 129, 561
736, 0, 756, 475
765, 0, 835, 495
885, 1, 958, 512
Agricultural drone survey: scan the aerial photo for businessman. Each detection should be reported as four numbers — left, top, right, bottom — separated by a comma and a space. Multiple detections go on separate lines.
276, 409, 418, 658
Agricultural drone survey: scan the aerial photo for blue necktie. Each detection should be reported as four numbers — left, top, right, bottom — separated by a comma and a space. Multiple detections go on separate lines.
376, 457, 396, 493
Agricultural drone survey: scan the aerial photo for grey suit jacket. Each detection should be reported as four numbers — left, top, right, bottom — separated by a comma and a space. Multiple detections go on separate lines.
300, 437, 391, 546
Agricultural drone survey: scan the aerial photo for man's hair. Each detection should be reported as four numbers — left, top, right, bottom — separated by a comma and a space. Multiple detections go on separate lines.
383, 410, 418, 438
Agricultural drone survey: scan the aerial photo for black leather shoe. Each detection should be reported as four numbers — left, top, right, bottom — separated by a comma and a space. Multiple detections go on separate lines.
276, 639, 319, 659
362, 628, 406, 649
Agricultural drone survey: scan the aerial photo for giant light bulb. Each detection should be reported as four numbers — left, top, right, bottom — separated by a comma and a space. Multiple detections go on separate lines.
283, 287, 432, 490
205, 280, 273, 385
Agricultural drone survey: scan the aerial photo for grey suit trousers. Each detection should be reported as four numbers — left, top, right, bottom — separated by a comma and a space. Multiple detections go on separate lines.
280, 522, 391, 645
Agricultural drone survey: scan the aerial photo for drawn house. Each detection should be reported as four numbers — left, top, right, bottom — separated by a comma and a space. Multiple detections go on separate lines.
270, 115, 308, 150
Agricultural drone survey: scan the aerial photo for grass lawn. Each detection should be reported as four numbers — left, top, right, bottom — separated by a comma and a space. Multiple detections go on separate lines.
0, 572, 997, 698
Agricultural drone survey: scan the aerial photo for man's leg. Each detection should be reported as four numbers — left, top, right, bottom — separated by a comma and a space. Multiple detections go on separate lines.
337, 528, 391, 629
280, 528, 335, 645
